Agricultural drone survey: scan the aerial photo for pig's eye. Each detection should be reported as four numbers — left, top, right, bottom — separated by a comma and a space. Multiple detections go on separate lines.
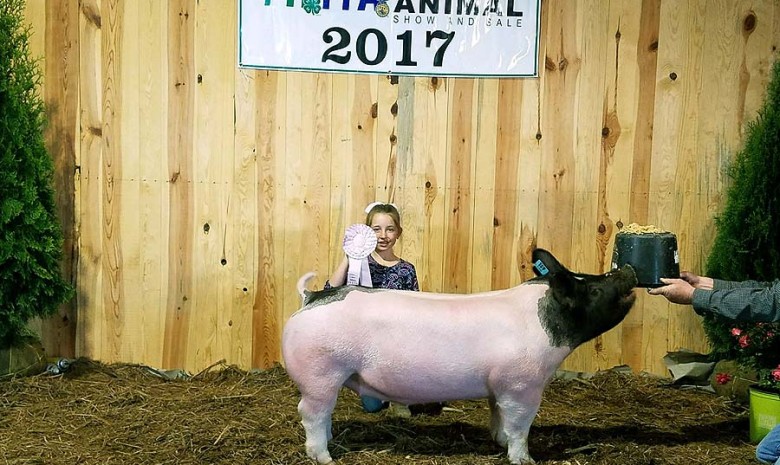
590, 287, 603, 298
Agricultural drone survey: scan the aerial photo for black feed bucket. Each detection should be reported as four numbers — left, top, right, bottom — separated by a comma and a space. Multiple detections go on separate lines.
611, 232, 680, 288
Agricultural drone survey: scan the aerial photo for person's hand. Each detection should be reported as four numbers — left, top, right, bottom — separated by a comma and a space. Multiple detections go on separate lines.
679, 271, 714, 290
647, 278, 696, 305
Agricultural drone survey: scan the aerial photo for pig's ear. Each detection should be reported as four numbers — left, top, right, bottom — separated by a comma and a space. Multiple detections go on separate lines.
547, 268, 580, 309
531, 248, 569, 277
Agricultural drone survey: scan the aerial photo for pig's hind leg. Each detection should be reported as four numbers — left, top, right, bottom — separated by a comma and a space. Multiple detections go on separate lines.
488, 396, 508, 447
297, 375, 344, 464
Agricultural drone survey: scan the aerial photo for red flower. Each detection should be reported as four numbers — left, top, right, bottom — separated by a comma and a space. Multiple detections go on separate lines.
731, 328, 742, 336
715, 373, 732, 385
772, 367, 780, 382
739, 334, 750, 348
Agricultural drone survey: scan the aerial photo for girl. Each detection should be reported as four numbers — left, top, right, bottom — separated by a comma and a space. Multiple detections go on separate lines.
324, 202, 419, 414
325, 202, 419, 291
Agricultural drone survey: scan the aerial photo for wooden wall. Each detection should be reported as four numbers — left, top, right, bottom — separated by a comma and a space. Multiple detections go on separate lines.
24, 0, 780, 375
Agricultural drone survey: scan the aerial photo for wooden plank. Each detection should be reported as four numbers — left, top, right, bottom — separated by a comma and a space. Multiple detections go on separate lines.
350, 75, 378, 207
491, 79, 523, 291
375, 75, 397, 202
77, 0, 104, 360
253, 70, 287, 369
233, 61, 258, 368
137, 0, 168, 368
99, 0, 119, 360
469, 79, 498, 293
413, 77, 448, 292
162, 0, 196, 370
224, 4, 256, 370
98, 0, 127, 366
34, 0, 80, 358
443, 78, 474, 294
191, 0, 237, 370
115, 0, 143, 364
393, 77, 421, 279
569, 0, 609, 276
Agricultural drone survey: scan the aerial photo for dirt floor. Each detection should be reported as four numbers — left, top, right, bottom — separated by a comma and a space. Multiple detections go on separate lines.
0, 359, 758, 465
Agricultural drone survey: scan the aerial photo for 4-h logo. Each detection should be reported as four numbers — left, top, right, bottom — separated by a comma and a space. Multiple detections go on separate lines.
303, 0, 321, 15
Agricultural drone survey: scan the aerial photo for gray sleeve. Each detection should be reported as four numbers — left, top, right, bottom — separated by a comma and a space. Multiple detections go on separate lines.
713, 278, 775, 289
691, 279, 780, 322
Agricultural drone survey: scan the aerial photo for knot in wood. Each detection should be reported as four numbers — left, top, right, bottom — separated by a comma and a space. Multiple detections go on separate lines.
743, 12, 757, 34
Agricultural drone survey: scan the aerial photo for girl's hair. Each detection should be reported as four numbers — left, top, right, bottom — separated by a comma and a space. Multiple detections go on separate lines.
365, 203, 402, 235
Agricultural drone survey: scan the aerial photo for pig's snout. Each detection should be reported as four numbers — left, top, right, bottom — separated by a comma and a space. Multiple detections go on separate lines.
616, 265, 638, 290
615, 265, 638, 307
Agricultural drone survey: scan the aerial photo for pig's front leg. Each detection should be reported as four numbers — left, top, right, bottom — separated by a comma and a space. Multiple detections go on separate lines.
492, 389, 543, 465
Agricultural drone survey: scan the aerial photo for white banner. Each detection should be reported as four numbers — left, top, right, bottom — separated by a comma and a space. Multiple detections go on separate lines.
238, 0, 540, 77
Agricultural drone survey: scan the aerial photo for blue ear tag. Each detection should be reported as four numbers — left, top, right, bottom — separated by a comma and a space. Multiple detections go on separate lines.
533, 259, 549, 276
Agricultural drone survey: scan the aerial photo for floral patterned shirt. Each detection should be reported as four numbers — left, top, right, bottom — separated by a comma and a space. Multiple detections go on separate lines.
325, 254, 420, 291
692, 279, 780, 322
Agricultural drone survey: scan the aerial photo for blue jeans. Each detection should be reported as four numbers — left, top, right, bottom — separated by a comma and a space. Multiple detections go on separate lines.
360, 395, 386, 413
757, 424, 780, 464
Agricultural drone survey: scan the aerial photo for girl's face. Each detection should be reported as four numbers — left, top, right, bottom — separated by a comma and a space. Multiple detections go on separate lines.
370, 213, 400, 252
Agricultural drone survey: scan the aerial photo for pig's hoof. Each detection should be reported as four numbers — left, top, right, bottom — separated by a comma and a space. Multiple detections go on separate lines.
306, 447, 333, 464
509, 457, 536, 465
509, 459, 535, 465
507, 449, 535, 465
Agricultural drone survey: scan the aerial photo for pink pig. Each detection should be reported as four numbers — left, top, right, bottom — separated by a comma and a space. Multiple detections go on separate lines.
282, 248, 637, 464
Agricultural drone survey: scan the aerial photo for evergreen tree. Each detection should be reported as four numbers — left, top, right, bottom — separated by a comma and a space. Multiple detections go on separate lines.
702, 58, 780, 360
0, 0, 72, 346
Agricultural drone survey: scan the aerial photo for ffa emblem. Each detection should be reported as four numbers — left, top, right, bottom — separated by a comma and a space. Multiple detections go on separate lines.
375, 0, 390, 17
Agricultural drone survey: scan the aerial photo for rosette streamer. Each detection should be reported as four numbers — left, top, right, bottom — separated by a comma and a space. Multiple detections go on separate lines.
342, 224, 377, 286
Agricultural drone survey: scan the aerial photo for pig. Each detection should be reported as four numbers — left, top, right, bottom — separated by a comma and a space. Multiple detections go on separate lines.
282, 248, 637, 465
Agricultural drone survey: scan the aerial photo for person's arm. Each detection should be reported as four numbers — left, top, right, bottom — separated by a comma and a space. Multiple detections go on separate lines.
325, 256, 349, 288
406, 263, 420, 291
712, 278, 776, 290
691, 280, 780, 322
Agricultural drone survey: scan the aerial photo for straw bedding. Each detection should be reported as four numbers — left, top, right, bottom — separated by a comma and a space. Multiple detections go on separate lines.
0, 359, 756, 464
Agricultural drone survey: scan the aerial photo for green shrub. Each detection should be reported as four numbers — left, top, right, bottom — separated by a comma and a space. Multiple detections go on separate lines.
0, 0, 72, 346
702, 58, 780, 367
